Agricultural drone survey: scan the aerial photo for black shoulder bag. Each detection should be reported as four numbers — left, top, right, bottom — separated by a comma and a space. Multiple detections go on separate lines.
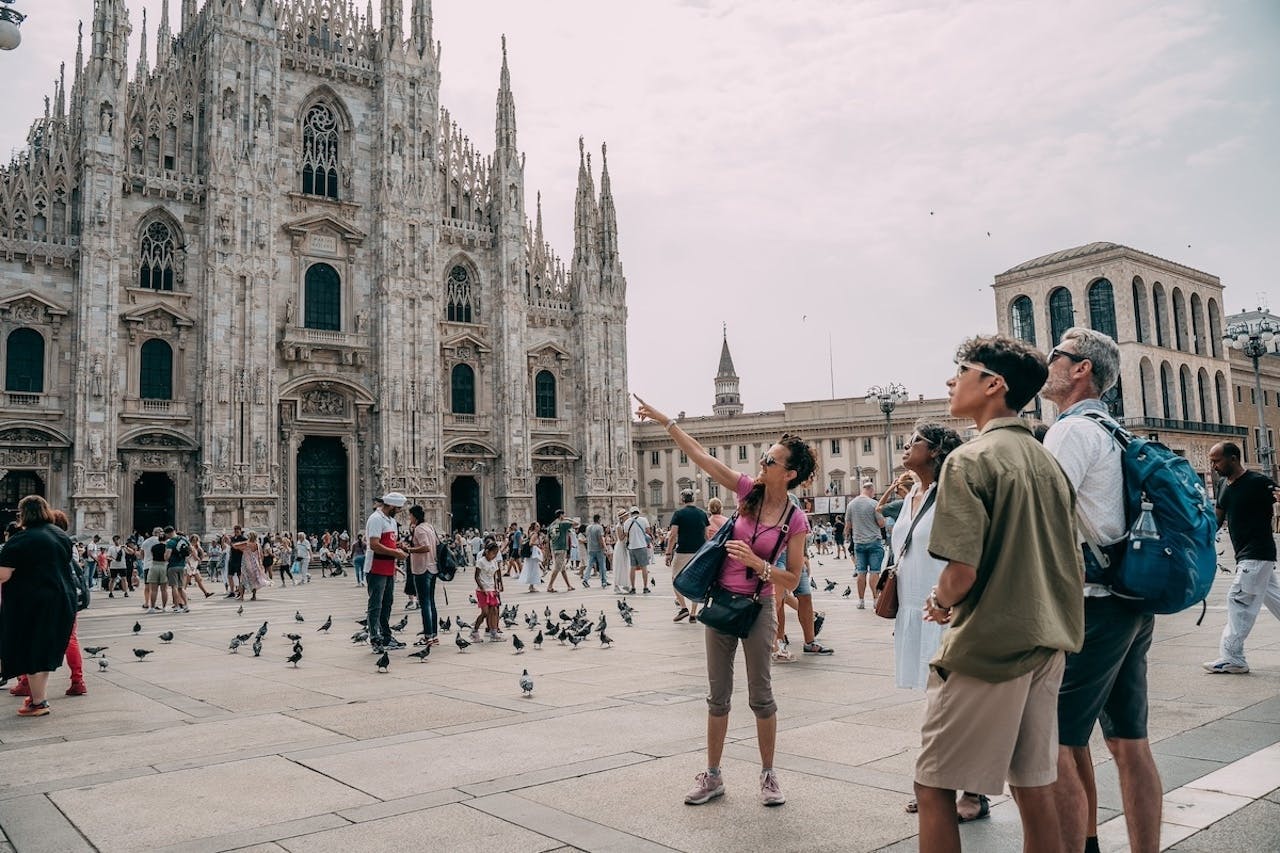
698, 503, 796, 639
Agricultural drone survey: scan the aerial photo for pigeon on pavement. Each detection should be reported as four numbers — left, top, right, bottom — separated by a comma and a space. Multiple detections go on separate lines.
252, 636, 263, 657
132, 621, 142, 634
158, 631, 174, 643
512, 634, 525, 654
375, 651, 390, 672
295, 611, 305, 622
286, 649, 302, 667
237, 604, 244, 615
133, 648, 154, 660
519, 669, 534, 697
84, 646, 108, 657
408, 647, 431, 662
98, 657, 109, 671
533, 630, 543, 649
455, 631, 471, 653
317, 616, 332, 633
842, 586, 852, 598
600, 631, 614, 648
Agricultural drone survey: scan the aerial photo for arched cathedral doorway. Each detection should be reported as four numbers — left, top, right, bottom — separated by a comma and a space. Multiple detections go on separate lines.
0, 470, 44, 529
296, 436, 348, 535
450, 477, 480, 532
535, 476, 562, 527
132, 472, 175, 535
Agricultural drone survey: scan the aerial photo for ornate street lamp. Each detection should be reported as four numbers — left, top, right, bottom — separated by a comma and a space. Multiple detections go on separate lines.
1224, 313, 1280, 480
0, 1, 26, 51
868, 383, 908, 488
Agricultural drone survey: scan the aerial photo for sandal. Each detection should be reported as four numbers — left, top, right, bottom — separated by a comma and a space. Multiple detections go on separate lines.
957, 793, 990, 823
802, 642, 834, 655
904, 797, 918, 814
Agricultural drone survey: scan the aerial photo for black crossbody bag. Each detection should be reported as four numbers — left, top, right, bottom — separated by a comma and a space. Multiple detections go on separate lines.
698, 504, 796, 639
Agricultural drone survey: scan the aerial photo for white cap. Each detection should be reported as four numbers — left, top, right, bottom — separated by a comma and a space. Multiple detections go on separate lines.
629, 506, 640, 514
380, 492, 407, 507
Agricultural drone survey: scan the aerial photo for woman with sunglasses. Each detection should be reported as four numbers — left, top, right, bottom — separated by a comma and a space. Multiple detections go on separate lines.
890, 422, 987, 821
634, 394, 816, 808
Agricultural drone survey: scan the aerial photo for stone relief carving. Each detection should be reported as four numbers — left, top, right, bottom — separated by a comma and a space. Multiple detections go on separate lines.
0, 428, 54, 443
301, 389, 346, 416
134, 433, 184, 447
9, 300, 45, 325
89, 430, 104, 467
91, 354, 104, 397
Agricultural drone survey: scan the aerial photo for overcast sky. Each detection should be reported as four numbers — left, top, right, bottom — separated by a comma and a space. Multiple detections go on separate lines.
7, 1, 1279, 417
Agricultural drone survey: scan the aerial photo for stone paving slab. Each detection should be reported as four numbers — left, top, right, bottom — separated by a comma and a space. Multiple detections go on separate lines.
278, 803, 562, 853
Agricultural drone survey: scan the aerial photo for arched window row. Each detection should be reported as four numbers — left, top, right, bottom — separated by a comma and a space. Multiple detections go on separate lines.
1048, 287, 1074, 346
1088, 278, 1117, 339
301, 103, 340, 199
5, 328, 45, 393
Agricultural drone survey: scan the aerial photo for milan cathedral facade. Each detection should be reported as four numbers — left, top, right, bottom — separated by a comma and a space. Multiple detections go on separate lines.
0, 0, 634, 536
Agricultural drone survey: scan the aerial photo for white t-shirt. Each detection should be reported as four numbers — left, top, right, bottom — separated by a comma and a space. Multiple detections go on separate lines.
1043, 413, 1126, 545
139, 536, 160, 571
109, 544, 126, 568
625, 516, 650, 549
475, 555, 500, 591
365, 511, 398, 550
295, 538, 312, 563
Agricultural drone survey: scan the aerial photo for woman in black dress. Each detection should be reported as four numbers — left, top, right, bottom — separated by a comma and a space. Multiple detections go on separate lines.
0, 495, 76, 717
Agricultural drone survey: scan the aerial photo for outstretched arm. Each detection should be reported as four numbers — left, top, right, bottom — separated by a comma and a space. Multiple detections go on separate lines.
633, 394, 740, 492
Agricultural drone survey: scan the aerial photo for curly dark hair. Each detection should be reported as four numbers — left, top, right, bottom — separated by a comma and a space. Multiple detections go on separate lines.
955, 334, 1048, 411
913, 421, 964, 479
739, 434, 817, 518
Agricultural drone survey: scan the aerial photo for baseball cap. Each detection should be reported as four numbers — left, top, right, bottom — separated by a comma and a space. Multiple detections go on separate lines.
381, 492, 407, 507
629, 506, 640, 515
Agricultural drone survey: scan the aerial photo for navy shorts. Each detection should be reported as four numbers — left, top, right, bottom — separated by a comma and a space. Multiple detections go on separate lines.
1057, 596, 1155, 746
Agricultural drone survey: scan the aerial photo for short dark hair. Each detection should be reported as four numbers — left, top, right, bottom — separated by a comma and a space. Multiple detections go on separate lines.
1220, 442, 1242, 461
18, 495, 54, 528
593, 514, 601, 522
913, 421, 964, 479
409, 505, 426, 523
955, 334, 1048, 411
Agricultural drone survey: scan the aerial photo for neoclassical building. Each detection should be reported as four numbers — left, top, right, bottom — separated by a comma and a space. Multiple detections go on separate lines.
992, 241, 1245, 473
0, 0, 634, 535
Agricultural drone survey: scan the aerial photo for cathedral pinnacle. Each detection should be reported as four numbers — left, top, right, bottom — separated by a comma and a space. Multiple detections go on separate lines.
157, 0, 172, 65
411, 0, 433, 57
135, 8, 149, 78
495, 35, 517, 152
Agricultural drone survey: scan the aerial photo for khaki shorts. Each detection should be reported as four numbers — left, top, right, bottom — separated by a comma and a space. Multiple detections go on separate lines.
915, 651, 1065, 795
145, 564, 167, 585
670, 551, 694, 575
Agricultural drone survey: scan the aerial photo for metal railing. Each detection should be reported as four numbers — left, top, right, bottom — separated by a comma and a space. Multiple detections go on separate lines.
1120, 417, 1247, 437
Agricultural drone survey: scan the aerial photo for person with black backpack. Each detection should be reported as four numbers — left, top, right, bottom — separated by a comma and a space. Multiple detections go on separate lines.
163, 527, 192, 613
1042, 328, 1162, 853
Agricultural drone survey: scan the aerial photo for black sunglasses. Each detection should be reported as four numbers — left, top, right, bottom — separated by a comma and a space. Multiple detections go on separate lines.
1049, 347, 1089, 365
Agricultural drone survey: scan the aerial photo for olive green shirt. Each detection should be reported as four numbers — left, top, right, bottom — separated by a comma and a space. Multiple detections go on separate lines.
927, 417, 1084, 683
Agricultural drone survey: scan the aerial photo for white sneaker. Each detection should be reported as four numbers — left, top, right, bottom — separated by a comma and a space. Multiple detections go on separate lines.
760, 769, 786, 806
1202, 659, 1249, 674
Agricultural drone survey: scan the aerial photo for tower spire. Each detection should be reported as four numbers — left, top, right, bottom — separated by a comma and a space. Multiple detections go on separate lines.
182, 0, 197, 30
573, 136, 599, 268
157, 0, 171, 64
89, 0, 131, 80
713, 327, 743, 416
495, 35, 517, 152
135, 7, 149, 78
56, 63, 66, 118
599, 142, 618, 265
411, 0, 433, 57
75, 21, 84, 82
381, 0, 403, 47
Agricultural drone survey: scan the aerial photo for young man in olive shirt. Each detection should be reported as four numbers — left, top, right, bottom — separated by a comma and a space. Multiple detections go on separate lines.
1204, 441, 1280, 674
915, 335, 1084, 853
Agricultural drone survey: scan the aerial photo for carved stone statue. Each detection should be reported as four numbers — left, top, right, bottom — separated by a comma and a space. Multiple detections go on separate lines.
91, 355, 104, 398
89, 430, 104, 468
284, 297, 296, 326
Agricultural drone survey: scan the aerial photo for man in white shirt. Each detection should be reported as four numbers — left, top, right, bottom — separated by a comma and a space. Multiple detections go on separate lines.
624, 506, 652, 594
365, 493, 408, 652
1043, 327, 1162, 853
138, 527, 165, 613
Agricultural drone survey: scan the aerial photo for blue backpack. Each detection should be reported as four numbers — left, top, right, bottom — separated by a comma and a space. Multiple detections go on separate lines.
1081, 413, 1218, 616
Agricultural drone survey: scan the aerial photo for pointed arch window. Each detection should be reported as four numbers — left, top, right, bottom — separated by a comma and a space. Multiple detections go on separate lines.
1010, 295, 1035, 343
451, 363, 476, 415
446, 265, 476, 323
1049, 287, 1074, 345
140, 339, 173, 400
534, 370, 557, 419
304, 263, 341, 331
5, 328, 45, 393
1088, 278, 1117, 339
139, 220, 177, 291
301, 103, 340, 199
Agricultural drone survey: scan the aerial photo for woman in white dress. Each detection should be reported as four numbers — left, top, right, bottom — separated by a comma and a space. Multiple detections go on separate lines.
891, 422, 987, 822
611, 509, 630, 594
518, 523, 543, 592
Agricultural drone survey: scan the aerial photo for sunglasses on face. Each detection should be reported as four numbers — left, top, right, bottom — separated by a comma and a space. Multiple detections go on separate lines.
761, 455, 788, 469
907, 433, 935, 448
955, 361, 1001, 380
1048, 347, 1090, 365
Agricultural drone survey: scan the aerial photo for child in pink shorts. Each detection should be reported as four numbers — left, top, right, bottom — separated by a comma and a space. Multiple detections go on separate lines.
473, 542, 504, 641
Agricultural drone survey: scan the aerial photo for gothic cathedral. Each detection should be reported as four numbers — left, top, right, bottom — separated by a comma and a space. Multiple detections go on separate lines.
0, 0, 634, 536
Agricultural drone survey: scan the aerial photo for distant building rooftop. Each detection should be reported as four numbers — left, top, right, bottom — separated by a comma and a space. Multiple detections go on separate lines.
998, 241, 1217, 282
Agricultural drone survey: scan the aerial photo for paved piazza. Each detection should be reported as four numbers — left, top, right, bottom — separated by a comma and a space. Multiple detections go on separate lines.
1, 555, 1277, 853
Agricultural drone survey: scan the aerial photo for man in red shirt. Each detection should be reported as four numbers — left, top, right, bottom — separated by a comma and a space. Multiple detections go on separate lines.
365, 493, 408, 653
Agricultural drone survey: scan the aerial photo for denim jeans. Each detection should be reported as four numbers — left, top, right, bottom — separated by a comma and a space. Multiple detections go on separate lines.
853, 541, 885, 575
1219, 559, 1280, 666
353, 554, 366, 585
584, 550, 609, 585
412, 571, 438, 641
366, 573, 395, 645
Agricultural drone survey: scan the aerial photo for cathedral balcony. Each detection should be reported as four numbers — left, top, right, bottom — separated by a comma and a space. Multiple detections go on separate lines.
532, 417, 568, 434
280, 325, 371, 367
123, 167, 206, 202
0, 391, 63, 418
440, 218, 493, 249
444, 412, 491, 431
120, 397, 192, 423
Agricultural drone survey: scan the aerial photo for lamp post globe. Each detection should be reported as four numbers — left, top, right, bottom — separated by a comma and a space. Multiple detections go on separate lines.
1223, 314, 1280, 480
868, 382, 908, 488
0, 19, 19, 50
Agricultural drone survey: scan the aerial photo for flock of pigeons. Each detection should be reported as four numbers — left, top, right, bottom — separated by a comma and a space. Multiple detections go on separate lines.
97, 599, 643, 699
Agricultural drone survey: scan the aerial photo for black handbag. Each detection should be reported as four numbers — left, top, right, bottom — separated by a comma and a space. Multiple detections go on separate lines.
698, 504, 796, 638
672, 512, 738, 601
